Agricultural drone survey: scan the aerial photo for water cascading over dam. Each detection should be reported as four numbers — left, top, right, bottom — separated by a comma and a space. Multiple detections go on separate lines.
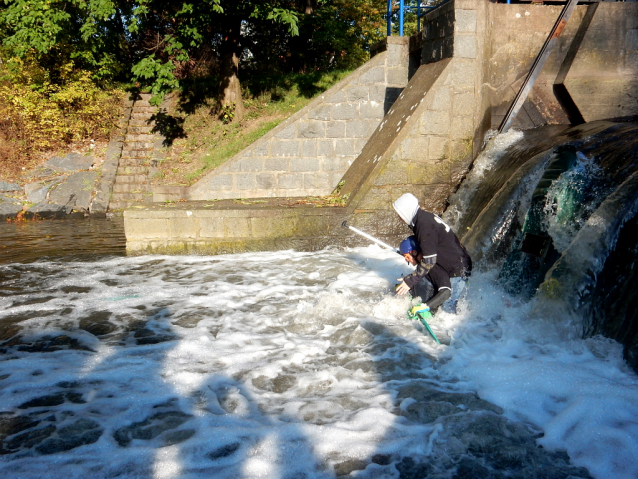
445, 120, 638, 371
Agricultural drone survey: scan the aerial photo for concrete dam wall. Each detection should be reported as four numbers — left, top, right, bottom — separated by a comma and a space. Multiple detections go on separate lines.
124, 0, 638, 255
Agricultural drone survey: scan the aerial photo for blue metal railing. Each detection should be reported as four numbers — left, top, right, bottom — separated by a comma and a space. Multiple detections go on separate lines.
386, 0, 451, 37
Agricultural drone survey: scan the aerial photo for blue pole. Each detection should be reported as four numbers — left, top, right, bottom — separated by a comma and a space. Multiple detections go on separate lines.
417, 0, 421, 33
399, 0, 405, 37
387, 0, 392, 36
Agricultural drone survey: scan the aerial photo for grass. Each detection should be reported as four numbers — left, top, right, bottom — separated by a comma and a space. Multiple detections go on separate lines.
152, 69, 353, 187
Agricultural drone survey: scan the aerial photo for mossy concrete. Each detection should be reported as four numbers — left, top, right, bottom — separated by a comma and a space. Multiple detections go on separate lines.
124, 199, 408, 255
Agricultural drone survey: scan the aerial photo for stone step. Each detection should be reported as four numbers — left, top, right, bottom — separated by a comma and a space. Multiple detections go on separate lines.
130, 112, 156, 120
120, 149, 153, 158
127, 126, 155, 135
116, 166, 148, 175
113, 183, 149, 194
128, 119, 153, 128
112, 192, 152, 202
123, 141, 155, 150
131, 105, 157, 114
119, 158, 150, 167
108, 201, 129, 210
114, 174, 148, 185
125, 134, 156, 143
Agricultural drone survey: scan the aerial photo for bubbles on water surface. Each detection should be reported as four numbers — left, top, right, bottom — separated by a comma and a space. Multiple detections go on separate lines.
0, 244, 637, 479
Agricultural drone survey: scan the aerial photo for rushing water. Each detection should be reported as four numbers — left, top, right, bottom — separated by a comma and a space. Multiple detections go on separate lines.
2, 122, 638, 479
1, 219, 637, 479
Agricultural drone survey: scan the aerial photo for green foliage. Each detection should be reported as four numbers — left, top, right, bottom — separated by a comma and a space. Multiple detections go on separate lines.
219, 102, 235, 124
0, 0, 385, 110
126, 0, 299, 106
0, 0, 130, 82
0, 54, 122, 173
131, 57, 179, 106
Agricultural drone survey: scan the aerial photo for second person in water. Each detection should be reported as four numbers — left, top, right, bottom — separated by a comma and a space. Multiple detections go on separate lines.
393, 193, 472, 313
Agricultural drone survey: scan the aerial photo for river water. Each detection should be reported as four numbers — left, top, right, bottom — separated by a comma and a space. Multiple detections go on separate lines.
1, 215, 637, 479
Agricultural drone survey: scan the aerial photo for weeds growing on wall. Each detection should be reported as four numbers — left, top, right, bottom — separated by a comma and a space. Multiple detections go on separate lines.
0, 54, 123, 179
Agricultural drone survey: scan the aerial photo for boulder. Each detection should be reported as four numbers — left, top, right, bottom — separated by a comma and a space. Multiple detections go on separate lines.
0, 195, 23, 219
48, 171, 97, 212
25, 179, 62, 204
25, 202, 72, 219
0, 181, 21, 192
45, 153, 94, 173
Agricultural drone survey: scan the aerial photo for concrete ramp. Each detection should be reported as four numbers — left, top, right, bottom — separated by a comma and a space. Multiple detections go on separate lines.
339, 59, 452, 203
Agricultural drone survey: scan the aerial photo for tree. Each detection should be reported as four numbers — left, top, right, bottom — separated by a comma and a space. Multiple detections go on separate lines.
0, 0, 133, 83
0, 0, 386, 121
128, 0, 299, 120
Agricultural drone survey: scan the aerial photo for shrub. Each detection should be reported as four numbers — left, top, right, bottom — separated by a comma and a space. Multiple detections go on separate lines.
0, 54, 123, 177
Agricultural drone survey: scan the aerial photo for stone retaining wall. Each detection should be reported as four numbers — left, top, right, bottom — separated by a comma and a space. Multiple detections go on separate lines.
178, 39, 411, 202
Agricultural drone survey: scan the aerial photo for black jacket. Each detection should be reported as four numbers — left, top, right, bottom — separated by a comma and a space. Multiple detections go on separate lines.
404, 210, 472, 291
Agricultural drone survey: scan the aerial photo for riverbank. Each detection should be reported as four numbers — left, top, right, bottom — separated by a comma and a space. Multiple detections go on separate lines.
0, 146, 117, 221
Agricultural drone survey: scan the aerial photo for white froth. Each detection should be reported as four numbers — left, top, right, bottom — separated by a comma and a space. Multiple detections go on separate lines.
0, 246, 637, 478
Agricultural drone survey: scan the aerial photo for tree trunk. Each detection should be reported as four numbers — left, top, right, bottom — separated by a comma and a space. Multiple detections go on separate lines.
217, 18, 244, 122
298, 0, 317, 15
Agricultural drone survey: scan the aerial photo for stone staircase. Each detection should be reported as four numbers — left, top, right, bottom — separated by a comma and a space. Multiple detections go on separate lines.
109, 94, 165, 210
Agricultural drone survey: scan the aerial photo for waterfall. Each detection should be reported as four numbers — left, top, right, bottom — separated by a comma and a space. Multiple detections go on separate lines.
446, 120, 638, 370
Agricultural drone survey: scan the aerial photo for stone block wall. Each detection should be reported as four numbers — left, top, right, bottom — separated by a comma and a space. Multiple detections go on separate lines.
343, 0, 489, 223
185, 40, 410, 201
421, 0, 455, 64
125, 204, 351, 255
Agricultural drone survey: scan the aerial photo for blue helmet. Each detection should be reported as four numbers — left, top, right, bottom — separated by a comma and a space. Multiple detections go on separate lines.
399, 235, 419, 255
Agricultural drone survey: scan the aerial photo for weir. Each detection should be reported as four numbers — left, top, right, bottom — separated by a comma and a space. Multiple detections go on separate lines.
4, 5, 638, 474
123, 0, 638, 255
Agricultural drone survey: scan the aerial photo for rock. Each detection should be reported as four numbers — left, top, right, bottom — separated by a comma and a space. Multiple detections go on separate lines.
0, 194, 21, 205
18, 393, 67, 409
113, 410, 192, 447
0, 181, 21, 192
4, 425, 57, 452
207, 442, 241, 460
28, 166, 59, 179
24, 179, 63, 204
25, 202, 72, 219
46, 153, 94, 173
48, 171, 97, 212
162, 428, 196, 446
0, 196, 23, 219
334, 458, 369, 476
36, 419, 102, 455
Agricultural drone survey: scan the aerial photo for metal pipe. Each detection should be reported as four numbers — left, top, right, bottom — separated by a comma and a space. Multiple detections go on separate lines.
387, 0, 392, 36
342, 221, 400, 254
399, 0, 405, 36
